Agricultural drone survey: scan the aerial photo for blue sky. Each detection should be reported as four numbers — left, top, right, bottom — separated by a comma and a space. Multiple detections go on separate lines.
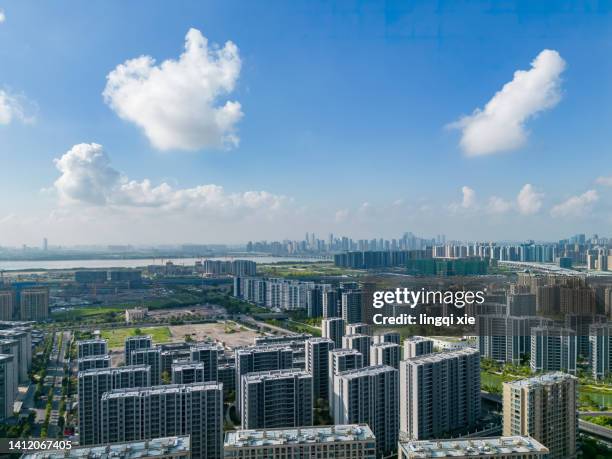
1, 1, 612, 245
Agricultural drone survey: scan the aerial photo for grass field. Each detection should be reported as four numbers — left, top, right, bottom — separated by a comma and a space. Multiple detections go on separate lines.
257, 262, 363, 278
52, 306, 124, 322
101, 326, 172, 348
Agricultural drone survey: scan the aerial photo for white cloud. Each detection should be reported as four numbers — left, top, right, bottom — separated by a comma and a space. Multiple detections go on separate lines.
0, 10, 5, 23
53, 143, 286, 215
0, 89, 36, 125
516, 184, 543, 215
487, 196, 512, 214
450, 49, 566, 156
335, 209, 349, 223
595, 176, 612, 187
461, 186, 476, 208
103, 28, 242, 151
550, 190, 598, 218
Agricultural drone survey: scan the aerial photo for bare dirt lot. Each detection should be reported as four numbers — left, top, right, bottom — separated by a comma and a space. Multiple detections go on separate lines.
169, 322, 261, 349
109, 321, 262, 365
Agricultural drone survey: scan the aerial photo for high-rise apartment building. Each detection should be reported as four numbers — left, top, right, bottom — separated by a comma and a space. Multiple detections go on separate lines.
342, 334, 372, 366
77, 339, 108, 359
0, 354, 16, 421
190, 343, 221, 382
477, 315, 530, 365
305, 337, 334, 401
400, 348, 481, 440
224, 424, 376, 459
77, 354, 111, 372
403, 336, 433, 359
22, 436, 191, 459
234, 345, 293, 417
530, 326, 577, 374
78, 365, 151, 445
341, 290, 363, 324
19, 286, 49, 320
322, 317, 345, 348
129, 347, 162, 385
101, 383, 223, 459
372, 330, 401, 345
125, 335, 153, 364
503, 372, 577, 459
323, 289, 339, 318
0, 328, 31, 383
333, 365, 399, 458
398, 436, 549, 459
240, 369, 313, 430
329, 348, 363, 416
370, 342, 400, 369
0, 290, 13, 321
172, 361, 205, 384
589, 322, 612, 380
346, 323, 372, 336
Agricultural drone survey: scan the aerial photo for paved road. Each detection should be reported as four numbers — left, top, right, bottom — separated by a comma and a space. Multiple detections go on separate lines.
579, 419, 612, 441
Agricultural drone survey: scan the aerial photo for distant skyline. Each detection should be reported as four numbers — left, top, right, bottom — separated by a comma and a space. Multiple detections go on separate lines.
2, 2, 612, 245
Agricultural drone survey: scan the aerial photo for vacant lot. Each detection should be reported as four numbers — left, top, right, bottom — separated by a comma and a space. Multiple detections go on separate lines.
101, 326, 172, 349
169, 322, 260, 349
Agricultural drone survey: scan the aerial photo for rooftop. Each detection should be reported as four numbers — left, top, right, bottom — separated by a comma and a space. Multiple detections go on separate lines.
21, 436, 190, 459
225, 424, 375, 448
330, 348, 362, 356
399, 436, 548, 458
404, 336, 432, 343
102, 381, 222, 399
405, 347, 478, 365
505, 371, 577, 388
76, 338, 107, 345
338, 364, 396, 379
243, 368, 310, 382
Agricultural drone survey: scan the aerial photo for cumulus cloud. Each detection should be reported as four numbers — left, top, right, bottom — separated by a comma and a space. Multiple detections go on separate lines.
335, 209, 349, 223
103, 28, 242, 151
461, 186, 476, 208
550, 190, 598, 218
450, 49, 566, 156
487, 196, 513, 214
53, 143, 286, 215
0, 89, 36, 125
516, 184, 543, 215
595, 176, 612, 187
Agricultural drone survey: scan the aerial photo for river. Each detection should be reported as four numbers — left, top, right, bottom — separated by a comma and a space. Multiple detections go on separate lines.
0, 256, 326, 271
